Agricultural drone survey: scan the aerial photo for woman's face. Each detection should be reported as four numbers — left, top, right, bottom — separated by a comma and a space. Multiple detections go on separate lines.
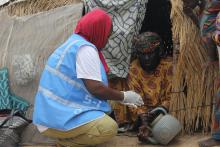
138, 47, 160, 72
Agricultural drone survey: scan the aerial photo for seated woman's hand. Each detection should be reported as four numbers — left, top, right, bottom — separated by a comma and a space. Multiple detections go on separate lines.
137, 125, 150, 142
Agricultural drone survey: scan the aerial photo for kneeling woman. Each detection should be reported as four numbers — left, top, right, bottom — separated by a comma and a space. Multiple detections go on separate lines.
33, 9, 143, 147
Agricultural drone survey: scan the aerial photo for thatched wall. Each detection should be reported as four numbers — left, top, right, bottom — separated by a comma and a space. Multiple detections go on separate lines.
170, 0, 219, 133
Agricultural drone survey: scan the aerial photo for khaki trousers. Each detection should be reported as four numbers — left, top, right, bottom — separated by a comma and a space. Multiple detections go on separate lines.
42, 114, 118, 147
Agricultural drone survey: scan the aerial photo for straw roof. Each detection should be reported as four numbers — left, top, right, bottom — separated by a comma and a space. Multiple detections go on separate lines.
1, 0, 81, 16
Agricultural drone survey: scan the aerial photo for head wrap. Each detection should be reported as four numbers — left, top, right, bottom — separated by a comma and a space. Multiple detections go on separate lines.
134, 32, 161, 53
74, 9, 112, 73
134, 32, 162, 72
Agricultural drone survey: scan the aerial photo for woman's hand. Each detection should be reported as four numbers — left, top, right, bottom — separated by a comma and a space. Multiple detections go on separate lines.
121, 91, 144, 107
137, 125, 150, 142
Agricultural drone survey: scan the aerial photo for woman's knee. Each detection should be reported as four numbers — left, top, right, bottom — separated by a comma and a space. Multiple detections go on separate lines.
97, 115, 118, 137
85, 115, 118, 143
67, 116, 118, 146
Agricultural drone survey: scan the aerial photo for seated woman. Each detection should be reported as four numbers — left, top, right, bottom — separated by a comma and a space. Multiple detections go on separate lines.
111, 32, 173, 134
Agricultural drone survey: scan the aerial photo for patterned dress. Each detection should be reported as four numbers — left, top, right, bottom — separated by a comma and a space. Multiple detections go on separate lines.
110, 57, 173, 124
212, 13, 220, 140
200, 0, 220, 57
213, 81, 220, 140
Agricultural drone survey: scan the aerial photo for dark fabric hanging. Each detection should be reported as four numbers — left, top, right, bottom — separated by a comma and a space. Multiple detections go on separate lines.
140, 0, 173, 57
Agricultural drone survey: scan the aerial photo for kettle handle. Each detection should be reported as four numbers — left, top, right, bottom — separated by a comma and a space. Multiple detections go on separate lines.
147, 136, 159, 144
150, 107, 168, 115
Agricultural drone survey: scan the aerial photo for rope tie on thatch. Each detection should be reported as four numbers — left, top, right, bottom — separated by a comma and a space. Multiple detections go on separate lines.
171, 103, 216, 112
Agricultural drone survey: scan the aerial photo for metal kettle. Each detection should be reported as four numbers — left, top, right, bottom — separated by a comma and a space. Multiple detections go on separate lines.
147, 107, 182, 145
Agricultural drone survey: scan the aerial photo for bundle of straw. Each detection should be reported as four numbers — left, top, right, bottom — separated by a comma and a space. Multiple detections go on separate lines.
170, 0, 219, 133
5, 0, 81, 16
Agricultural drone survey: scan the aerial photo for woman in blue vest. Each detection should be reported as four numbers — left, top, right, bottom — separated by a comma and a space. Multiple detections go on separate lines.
33, 9, 144, 147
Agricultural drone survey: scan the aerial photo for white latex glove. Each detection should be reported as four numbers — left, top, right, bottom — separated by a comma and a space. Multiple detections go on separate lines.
121, 91, 144, 107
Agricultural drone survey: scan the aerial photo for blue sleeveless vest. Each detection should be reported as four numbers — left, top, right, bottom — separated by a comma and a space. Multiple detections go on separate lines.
33, 34, 111, 131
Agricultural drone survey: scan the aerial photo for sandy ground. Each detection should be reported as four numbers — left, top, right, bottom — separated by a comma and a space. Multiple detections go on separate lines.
96, 134, 210, 147
20, 133, 212, 147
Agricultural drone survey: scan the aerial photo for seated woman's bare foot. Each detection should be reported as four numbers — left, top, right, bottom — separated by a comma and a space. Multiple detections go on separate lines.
198, 138, 220, 147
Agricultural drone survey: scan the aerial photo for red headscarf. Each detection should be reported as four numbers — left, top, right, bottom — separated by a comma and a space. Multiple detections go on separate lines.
74, 9, 112, 73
